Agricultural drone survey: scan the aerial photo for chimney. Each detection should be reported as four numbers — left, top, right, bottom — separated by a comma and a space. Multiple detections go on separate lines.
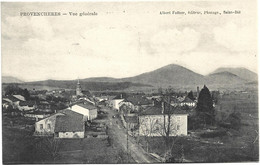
197, 86, 200, 100
35, 116, 38, 122
120, 94, 123, 99
152, 100, 155, 106
55, 110, 57, 113
161, 102, 164, 114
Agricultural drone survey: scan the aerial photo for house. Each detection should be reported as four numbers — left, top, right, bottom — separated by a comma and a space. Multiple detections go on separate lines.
119, 95, 153, 112
124, 115, 139, 131
54, 110, 85, 138
2, 99, 11, 110
37, 101, 51, 110
13, 95, 26, 101
24, 111, 52, 119
34, 109, 85, 138
112, 94, 127, 110
170, 97, 181, 107
17, 101, 36, 111
139, 102, 188, 137
69, 102, 98, 121
180, 97, 196, 107
3, 96, 20, 108
34, 112, 65, 136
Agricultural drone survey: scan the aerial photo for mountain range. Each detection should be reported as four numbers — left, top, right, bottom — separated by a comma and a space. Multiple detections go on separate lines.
2, 64, 258, 91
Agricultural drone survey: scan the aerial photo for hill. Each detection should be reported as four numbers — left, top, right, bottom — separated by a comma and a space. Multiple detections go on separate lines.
81, 77, 118, 82
7, 64, 257, 91
206, 72, 247, 85
211, 67, 257, 82
2, 76, 23, 83
24, 79, 152, 91
122, 64, 206, 87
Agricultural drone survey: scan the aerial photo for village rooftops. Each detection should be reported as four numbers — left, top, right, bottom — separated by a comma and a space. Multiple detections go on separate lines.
54, 109, 84, 132
124, 95, 152, 106
139, 105, 188, 116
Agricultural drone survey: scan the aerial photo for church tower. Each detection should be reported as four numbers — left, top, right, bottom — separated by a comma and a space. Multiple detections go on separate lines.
76, 79, 83, 96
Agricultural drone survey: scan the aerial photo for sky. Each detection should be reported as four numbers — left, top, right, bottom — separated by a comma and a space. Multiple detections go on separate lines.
1, 0, 258, 81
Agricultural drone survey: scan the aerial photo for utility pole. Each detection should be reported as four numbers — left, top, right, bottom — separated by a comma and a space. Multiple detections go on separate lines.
126, 124, 129, 163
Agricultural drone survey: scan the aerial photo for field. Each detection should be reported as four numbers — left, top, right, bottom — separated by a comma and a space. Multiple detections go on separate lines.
2, 115, 133, 164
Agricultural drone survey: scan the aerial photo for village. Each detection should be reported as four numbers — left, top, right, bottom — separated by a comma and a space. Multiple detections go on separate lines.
2, 79, 258, 163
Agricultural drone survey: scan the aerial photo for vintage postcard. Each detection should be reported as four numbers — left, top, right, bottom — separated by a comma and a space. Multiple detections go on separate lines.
1, 0, 258, 164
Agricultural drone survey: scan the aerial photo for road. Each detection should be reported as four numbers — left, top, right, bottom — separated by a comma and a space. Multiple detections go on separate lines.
102, 107, 161, 163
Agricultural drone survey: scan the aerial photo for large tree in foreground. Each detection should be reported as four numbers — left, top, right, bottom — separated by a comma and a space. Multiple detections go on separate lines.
196, 85, 215, 126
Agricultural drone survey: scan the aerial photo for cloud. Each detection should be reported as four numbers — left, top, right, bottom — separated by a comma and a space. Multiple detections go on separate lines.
150, 28, 200, 54
213, 22, 256, 52
2, 16, 54, 40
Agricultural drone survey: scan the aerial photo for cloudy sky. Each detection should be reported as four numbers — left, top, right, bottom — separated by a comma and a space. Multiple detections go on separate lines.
2, 1, 257, 81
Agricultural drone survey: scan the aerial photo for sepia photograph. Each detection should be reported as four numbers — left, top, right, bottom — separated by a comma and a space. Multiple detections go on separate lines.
1, 0, 258, 164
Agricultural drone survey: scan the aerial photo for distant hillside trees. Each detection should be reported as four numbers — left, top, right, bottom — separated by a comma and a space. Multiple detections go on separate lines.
196, 85, 215, 126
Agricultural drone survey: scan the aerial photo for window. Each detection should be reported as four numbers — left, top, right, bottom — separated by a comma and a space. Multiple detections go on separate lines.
177, 125, 180, 130
47, 124, 51, 129
40, 124, 43, 130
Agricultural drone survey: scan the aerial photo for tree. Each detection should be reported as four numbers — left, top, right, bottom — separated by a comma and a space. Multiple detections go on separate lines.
159, 92, 182, 162
22, 88, 30, 100
4, 84, 22, 96
4, 84, 30, 100
35, 138, 63, 162
187, 91, 195, 101
196, 85, 215, 126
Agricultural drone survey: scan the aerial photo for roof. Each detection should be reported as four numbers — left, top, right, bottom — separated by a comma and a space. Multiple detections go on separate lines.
113, 93, 128, 100
13, 95, 26, 101
19, 101, 35, 107
2, 99, 9, 104
125, 95, 152, 106
124, 116, 138, 123
76, 103, 97, 110
24, 111, 53, 115
139, 105, 188, 116
170, 97, 180, 103
182, 97, 195, 103
4, 96, 20, 102
54, 109, 84, 132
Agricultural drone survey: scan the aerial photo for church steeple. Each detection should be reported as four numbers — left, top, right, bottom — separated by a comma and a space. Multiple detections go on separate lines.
76, 78, 83, 96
